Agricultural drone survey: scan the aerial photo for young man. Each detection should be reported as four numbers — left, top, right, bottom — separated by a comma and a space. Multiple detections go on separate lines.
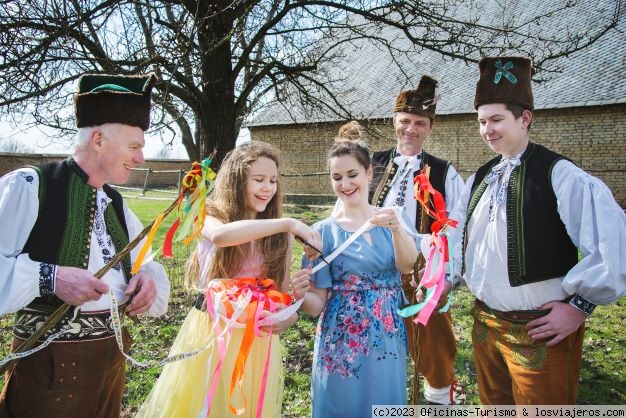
456, 56, 625, 404
0, 73, 170, 417
370, 75, 465, 404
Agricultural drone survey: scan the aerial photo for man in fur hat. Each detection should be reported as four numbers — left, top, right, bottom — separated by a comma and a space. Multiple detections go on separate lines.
0, 73, 170, 417
370, 75, 465, 405
454, 56, 626, 404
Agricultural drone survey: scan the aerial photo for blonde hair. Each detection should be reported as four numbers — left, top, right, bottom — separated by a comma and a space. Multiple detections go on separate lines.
185, 141, 289, 289
328, 121, 371, 169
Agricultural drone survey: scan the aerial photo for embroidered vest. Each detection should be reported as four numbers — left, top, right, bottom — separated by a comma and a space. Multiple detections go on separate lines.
464, 143, 578, 287
21, 158, 131, 312
370, 149, 450, 234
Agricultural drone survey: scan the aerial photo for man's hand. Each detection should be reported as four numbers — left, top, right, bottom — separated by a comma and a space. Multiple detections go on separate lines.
413, 272, 451, 310
55, 266, 109, 306
124, 271, 157, 316
527, 301, 587, 346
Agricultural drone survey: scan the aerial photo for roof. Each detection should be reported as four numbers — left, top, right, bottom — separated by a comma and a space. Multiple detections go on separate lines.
249, 1, 626, 126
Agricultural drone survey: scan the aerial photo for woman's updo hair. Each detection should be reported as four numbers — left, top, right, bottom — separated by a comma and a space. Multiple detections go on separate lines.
328, 121, 370, 169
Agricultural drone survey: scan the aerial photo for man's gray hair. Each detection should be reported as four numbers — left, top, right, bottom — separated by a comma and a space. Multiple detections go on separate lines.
74, 125, 116, 152
73, 126, 94, 153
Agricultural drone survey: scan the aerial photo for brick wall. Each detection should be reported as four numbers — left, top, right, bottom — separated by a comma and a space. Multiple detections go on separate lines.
123, 159, 192, 188
0, 154, 191, 188
250, 103, 626, 207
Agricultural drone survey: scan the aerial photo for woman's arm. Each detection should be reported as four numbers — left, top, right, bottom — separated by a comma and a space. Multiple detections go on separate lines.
370, 208, 418, 273
299, 275, 329, 317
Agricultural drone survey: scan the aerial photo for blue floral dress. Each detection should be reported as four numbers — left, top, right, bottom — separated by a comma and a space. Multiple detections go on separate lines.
303, 218, 409, 418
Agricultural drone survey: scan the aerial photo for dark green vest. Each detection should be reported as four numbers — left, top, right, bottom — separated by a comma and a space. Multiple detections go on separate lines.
21, 158, 131, 312
463, 143, 578, 287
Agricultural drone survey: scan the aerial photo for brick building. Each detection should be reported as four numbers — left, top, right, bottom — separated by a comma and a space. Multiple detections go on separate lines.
248, 2, 626, 207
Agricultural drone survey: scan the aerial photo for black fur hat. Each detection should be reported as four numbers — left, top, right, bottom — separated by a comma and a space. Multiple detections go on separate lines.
74, 73, 157, 130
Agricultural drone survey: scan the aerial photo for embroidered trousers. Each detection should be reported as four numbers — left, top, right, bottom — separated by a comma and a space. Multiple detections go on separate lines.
471, 301, 584, 405
0, 331, 131, 418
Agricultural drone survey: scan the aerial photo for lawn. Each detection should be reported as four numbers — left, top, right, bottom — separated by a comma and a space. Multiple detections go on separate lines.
0, 197, 623, 417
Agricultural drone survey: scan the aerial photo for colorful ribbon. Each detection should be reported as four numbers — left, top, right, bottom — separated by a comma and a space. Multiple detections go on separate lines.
398, 167, 458, 325
202, 278, 294, 418
104, 276, 300, 418
170, 158, 217, 248
132, 157, 216, 273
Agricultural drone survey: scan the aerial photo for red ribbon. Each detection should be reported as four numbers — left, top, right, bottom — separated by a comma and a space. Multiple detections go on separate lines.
414, 169, 458, 261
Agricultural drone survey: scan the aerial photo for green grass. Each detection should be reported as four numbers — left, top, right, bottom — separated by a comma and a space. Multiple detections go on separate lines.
0, 201, 623, 417
123, 196, 177, 247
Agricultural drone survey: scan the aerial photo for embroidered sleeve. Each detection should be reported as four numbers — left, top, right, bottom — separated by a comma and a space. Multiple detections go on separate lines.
569, 294, 596, 315
38, 262, 57, 296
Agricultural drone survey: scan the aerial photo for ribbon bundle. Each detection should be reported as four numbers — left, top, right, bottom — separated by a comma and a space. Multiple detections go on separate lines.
132, 157, 216, 273
203, 278, 301, 418
397, 167, 458, 325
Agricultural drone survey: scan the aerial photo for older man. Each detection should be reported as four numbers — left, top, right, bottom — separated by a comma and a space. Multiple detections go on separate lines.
0, 73, 170, 417
370, 75, 465, 404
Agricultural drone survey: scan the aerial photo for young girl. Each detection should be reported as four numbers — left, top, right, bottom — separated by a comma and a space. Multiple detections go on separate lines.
137, 141, 319, 418
301, 134, 419, 418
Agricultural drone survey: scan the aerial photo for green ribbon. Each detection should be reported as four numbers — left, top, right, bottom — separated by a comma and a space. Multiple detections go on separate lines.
493, 60, 518, 85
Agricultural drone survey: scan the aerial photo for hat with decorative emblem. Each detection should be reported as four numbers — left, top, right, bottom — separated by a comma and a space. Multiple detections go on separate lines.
474, 56, 534, 110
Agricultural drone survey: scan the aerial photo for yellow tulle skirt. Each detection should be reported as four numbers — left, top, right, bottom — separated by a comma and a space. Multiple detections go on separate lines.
136, 307, 284, 418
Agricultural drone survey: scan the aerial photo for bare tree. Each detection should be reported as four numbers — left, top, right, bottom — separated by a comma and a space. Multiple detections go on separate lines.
0, 138, 34, 154
153, 146, 172, 160
0, 0, 621, 163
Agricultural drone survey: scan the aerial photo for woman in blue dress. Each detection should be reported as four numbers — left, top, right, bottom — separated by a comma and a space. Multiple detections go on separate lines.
300, 128, 419, 418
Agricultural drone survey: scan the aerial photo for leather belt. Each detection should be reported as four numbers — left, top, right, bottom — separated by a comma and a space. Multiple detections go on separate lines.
475, 299, 550, 323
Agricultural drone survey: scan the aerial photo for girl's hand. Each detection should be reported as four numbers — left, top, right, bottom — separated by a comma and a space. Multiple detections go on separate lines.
259, 310, 298, 334
289, 219, 322, 260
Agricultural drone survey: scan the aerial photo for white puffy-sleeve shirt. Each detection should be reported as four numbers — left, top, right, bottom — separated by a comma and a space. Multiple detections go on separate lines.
0, 167, 170, 316
451, 159, 625, 311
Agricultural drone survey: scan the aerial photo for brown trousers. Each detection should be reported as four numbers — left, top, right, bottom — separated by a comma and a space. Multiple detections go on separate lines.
471, 301, 584, 405
402, 276, 457, 403
0, 331, 131, 418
